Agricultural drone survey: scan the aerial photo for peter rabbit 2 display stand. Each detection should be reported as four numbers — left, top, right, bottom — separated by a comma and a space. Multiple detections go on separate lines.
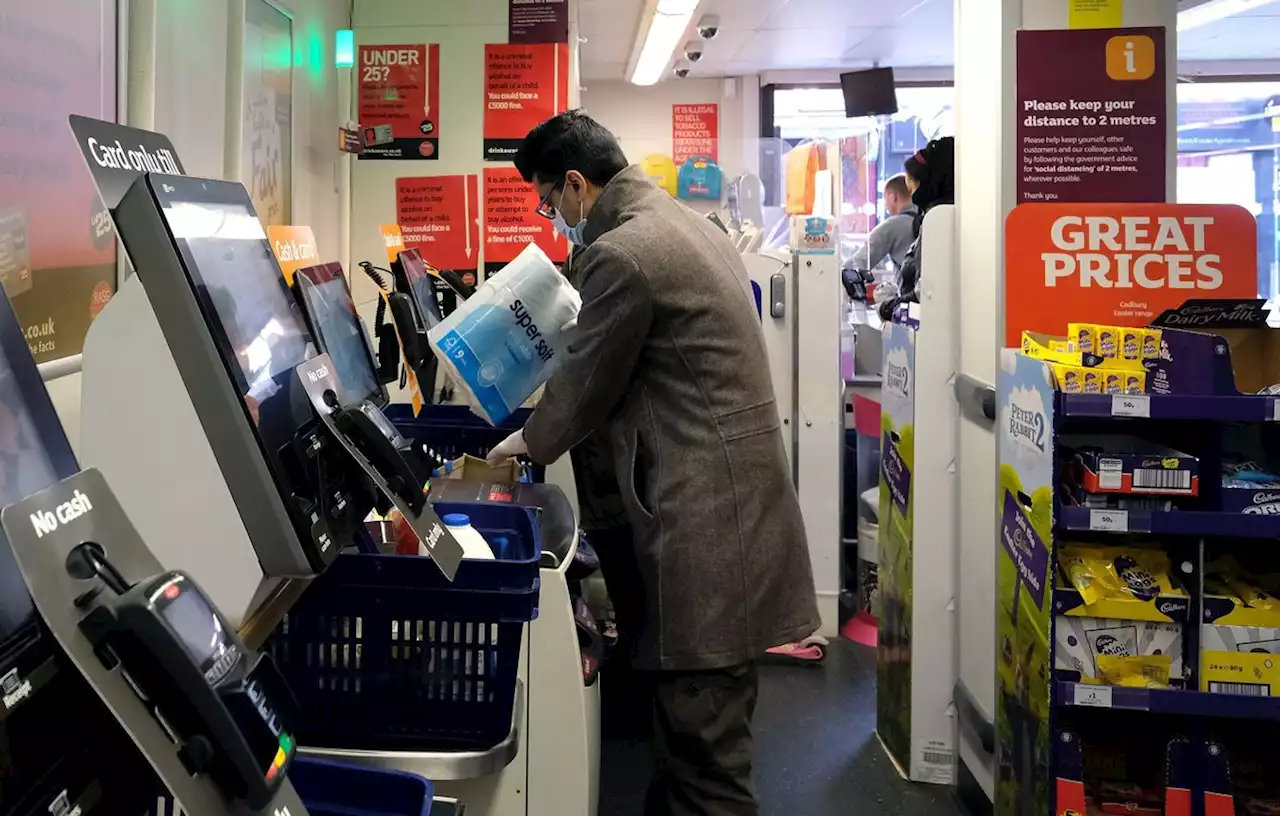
994, 351, 1243, 816
876, 205, 959, 785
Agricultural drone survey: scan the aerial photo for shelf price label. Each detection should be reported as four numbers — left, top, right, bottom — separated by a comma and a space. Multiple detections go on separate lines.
1271, 398, 1280, 422
1111, 394, 1150, 418
1089, 509, 1129, 533
1072, 684, 1113, 709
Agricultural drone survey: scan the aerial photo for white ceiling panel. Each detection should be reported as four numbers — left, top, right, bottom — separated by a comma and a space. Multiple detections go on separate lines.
758, 0, 926, 30
702, 0, 790, 32
690, 27, 757, 63
577, 0, 1280, 82
739, 26, 883, 65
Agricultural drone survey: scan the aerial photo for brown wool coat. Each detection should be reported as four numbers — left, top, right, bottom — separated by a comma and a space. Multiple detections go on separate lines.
524, 165, 820, 671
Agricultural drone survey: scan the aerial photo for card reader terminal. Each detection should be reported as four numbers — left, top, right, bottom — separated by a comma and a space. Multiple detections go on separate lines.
77, 565, 297, 810
387, 248, 443, 394
293, 262, 434, 514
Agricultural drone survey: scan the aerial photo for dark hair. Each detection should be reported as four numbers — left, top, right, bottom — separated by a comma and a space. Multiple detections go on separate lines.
903, 136, 954, 211
514, 110, 629, 188
883, 173, 909, 199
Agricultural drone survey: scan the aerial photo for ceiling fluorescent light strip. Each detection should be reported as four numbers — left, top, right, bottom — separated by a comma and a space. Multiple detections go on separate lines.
630, 0, 702, 86
1177, 0, 1278, 31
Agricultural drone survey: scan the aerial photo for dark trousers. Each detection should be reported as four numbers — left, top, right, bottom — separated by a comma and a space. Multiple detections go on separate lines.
644, 663, 760, 816
589, 526, 760, 815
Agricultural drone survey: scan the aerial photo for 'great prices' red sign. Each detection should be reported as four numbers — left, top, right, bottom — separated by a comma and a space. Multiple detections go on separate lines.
1004, 202, 1257, 346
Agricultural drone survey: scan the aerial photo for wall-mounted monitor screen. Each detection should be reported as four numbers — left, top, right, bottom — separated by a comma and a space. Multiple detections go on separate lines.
839, 67, 898, 118
294, 262, 382, 407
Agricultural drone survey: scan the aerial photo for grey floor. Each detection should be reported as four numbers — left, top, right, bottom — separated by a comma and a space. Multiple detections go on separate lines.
598, 639, 965, 816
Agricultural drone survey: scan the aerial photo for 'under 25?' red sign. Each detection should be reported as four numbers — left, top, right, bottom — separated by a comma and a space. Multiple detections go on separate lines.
1004, 202, 1257, 346
358, 44, 441, 160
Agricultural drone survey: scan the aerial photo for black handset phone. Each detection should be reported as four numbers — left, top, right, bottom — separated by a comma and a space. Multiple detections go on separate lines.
331, 400, 430, 515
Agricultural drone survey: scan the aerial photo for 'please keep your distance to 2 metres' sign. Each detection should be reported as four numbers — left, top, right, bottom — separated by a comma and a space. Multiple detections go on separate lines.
1016, 26, 1167, 203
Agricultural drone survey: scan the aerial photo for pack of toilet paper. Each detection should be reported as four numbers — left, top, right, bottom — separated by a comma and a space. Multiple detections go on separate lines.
428, 243, 581, 426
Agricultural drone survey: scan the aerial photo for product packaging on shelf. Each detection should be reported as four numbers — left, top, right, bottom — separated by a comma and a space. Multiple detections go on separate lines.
1070, 323, 1162, 365
1148, 299, 1280, 396
1061, 436, 1199, 498
1020, 330, 1147, 394
1221, 459, 1280, 515
1054, 544, 1188, 689
1202, 557, 1280, 696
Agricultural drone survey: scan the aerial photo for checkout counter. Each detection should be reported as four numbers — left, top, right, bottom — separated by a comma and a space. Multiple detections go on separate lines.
40, 117, 599, 815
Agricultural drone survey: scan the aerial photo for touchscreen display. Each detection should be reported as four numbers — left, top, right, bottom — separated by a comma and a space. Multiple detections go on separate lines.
162, 201, 311, 391
296, 263, 380, 405
397, 249, 443, 330
0, 355, 58, 646
154, 184, 317, 466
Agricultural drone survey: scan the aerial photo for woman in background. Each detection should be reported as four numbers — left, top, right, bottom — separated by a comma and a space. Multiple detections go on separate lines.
879, 136, 955, 321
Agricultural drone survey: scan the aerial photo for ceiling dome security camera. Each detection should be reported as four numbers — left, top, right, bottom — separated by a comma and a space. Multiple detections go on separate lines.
684, 40, 704, 62
672, 60, 692, 78
696, 14, 720, 39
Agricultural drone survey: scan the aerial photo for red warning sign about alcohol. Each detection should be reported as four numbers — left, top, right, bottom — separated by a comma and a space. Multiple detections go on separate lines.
483, 43, 570, 162
483, 167, 568, 277
673, 103, 718, 165
395, 175, 479, 274
358, 44, 441, 160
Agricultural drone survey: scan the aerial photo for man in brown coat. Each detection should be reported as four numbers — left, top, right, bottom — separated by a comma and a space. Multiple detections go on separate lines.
488, 110, 819, 816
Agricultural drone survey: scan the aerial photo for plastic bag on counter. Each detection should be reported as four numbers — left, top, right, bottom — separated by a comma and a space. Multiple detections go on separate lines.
428, 243, 581, 426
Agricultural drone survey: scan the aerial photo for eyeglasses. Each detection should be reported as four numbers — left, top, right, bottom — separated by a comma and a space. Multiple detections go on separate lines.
535, 187, 558, 221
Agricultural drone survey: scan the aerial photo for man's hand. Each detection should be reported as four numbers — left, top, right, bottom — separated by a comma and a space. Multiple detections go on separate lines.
487, 428, 529, 466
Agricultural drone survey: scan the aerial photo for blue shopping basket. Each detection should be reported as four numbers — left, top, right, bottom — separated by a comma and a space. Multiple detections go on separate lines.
386, 404, 545, 483
266, 503, 540, 752
289, 757, 434, 816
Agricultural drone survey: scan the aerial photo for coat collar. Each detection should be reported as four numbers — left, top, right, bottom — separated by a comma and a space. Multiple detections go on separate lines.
580, 165, 654, 247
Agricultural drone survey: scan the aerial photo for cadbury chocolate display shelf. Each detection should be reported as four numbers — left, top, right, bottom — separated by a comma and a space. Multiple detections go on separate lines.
1057, 681, 1280, 721
1058, 392, 1280, 422
1057, 506, 1280, 539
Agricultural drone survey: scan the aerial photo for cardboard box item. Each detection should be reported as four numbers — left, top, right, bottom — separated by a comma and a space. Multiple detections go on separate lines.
1202, 592, 1280, 697
1054, 615, 1184, 688
1052, 578, 1189, 689
1148, 298, 1280, 395
436, 454, 522, 484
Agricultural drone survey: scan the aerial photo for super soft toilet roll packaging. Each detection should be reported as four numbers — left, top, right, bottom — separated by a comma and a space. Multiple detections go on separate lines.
428, 243, 581, 425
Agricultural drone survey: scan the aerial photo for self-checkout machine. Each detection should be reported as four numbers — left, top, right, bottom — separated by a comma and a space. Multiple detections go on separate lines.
0, 254, 311, 813
66, 116, 482, 811
0, 290, 188, 815
376, 247, 601, 816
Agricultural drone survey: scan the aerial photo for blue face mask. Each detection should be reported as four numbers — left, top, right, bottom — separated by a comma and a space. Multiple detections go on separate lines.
552, 188, 587, 245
